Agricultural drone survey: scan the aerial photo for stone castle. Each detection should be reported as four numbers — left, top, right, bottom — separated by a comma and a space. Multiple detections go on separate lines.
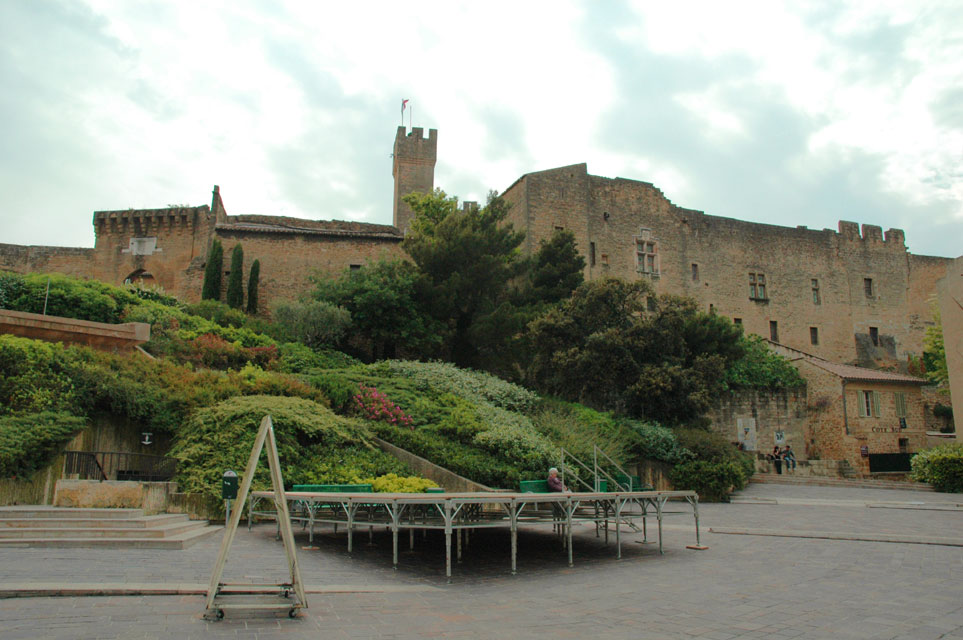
0, 126, 952, 370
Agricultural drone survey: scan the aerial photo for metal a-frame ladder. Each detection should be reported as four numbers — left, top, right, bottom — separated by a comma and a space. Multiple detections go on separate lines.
204, 415, 307, 620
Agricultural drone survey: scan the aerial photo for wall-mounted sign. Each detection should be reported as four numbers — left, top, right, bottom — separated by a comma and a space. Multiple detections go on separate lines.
860, 445, 869, 457
774, 430, 786, 445
871, 426, 900, 433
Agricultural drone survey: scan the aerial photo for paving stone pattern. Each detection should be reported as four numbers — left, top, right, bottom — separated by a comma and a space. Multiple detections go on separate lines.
1, 483, 962, 639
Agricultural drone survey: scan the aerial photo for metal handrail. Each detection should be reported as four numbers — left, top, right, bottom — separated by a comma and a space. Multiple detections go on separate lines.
63, 451, 176, 482
594, 446, 634, 491
559, 448, 596, 492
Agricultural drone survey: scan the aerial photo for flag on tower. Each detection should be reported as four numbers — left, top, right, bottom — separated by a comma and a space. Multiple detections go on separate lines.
401, 99, 409, 113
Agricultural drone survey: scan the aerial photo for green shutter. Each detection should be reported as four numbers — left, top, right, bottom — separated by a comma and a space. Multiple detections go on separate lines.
872, 391, 881, 417
858, 392, 868, 417
895, 392, 907, 418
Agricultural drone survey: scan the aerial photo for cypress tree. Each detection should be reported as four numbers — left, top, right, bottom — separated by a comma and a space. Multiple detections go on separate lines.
201, 239, 223, 300
226, 244, 244, 309
246, 259, 260, 314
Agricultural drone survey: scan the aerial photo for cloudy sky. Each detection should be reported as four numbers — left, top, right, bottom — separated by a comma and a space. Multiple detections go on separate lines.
2, 0, 961, 257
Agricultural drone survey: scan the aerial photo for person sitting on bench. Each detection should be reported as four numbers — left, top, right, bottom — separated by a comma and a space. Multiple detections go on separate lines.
547, 467, 568, 492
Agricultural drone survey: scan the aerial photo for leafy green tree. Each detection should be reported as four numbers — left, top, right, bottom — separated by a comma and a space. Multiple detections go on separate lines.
270, 299, 351, 350
313, 259, 443, 361
402, 190, 526, 368
527, 278, 745, 425
246, 259, 260, 314
225, 244, 244, 309
923, 305, 948, 388
527, 229, 586, 305
201, 239, 223, 301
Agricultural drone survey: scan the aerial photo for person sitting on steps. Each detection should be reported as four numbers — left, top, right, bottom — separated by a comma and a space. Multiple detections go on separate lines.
768, 446, 783, 475
782, 445, 797, 472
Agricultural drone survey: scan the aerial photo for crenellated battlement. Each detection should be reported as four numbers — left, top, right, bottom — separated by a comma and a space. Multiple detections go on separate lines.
93, 205, 211, 238
393, 126, 438, 161
837, 220, 905, 247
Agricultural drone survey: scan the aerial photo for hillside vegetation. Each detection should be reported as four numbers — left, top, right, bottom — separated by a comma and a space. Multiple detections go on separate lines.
0, 269, 786, 500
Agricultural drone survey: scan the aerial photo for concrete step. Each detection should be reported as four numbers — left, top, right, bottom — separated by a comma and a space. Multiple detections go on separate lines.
0, 524, 222, 549
0, 520, 203, 539
0, 507, 144, 520
0, 514, 188, 529
750, 473, 933, 491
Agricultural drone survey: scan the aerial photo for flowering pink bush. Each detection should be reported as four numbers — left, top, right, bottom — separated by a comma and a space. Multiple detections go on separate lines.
354, 385, 414, 430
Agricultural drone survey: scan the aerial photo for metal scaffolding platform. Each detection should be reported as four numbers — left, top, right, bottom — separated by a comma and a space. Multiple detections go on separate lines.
249, 489, 704, 579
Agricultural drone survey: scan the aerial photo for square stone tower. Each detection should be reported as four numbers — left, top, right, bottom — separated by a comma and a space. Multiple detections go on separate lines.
392, 126, 437, 233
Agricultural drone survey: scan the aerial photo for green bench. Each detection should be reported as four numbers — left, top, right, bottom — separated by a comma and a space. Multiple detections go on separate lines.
519, 479, 550, 493
291, 484, 372, 493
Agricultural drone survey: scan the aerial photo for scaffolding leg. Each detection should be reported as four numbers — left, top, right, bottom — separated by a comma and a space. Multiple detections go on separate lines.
567, 520, 574, 567
657, 499, 664, 555
409, 527, 415, 551
347, 509, 354, 553
456, 527, 462, 563
510, 511, 518, 576
392, 526, 398, 569
604, 503, 609, 545
615, 499, 623, 560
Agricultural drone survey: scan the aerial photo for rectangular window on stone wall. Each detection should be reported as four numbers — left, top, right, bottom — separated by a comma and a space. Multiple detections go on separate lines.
769, 320, 778, 342
869, 326, 879, 346
733, 318, 742, 325
812, 279, 821, 305
749, 273, 767, 299
635, 231, 659, 275
859, 390, 881, 417
589, 242, 596, 266
864, 278, 874, 298
894, 392, 907, 418
691, 264, 699, 281
810, 327, 819, 345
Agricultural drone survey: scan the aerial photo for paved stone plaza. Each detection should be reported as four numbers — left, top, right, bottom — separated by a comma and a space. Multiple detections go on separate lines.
1, 483, 962, 639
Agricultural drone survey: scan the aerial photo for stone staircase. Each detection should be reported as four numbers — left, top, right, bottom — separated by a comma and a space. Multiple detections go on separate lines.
0, 507, 221, 549
749, 473, 932, 491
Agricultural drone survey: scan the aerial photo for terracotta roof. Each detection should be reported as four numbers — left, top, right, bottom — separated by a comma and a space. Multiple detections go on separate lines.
801, 358, 927, 384
215, 219, 402, 240
766, 340, 927, 384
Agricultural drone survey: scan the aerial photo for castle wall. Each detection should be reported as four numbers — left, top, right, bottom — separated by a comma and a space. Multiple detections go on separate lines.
506, 166, 951, 367
0, 243, 96, 278
212, 227, 404, 309
705, 388, 808, 458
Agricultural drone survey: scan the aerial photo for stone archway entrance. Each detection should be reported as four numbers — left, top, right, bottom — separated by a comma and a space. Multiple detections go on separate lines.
123, 269, 156, 286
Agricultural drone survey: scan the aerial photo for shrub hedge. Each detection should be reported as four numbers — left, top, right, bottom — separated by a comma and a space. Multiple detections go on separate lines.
0, 412, 87, 478
169, 395, 409, 501
911, 443, 963, 492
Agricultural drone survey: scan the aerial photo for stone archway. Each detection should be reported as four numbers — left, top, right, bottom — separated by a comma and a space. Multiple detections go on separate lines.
123, 269, 156, 286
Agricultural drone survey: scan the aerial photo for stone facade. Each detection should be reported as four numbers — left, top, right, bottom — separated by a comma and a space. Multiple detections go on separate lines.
502, 163, 952, 368
706, 389, 808, 459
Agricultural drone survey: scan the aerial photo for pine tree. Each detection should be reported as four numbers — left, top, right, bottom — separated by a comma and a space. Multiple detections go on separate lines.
226, 244, 244, 309
201, 239, 223, 300
246, 259, 260, 314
